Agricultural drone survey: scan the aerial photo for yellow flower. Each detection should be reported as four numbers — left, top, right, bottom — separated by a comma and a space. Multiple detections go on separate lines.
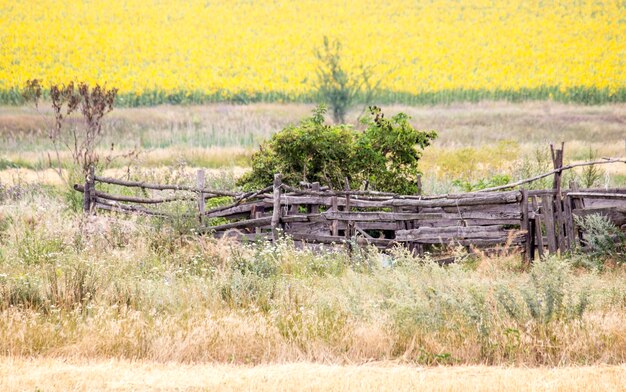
0, 0, 623, 98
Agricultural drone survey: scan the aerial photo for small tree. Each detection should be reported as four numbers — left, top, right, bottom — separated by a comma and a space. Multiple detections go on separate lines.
23, 80, 118, 177
238, 106, 437, 194
315, 37, 381, 124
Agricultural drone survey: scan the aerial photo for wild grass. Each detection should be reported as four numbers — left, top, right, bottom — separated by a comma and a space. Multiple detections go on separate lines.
1, 359, 624, 391
2, 101, 626, 193
0, 188, 624, 366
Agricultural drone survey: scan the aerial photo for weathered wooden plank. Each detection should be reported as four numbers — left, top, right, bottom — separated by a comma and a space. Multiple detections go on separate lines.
280, 185, 397, 198
345, 178, 352, 240
354, 224, 375, 240
393, 206, 406, 231
205, 201, 272, 219
417, 218, 522, 227
84, 165, 96, 214
397, 226, 504, 235
94, 175, 240, 197
521, 189, 531, 264
281, 215, 310, 223
321, 209, 522, 222
351, 221, 397, 231
566, 187, 626, 194
322, 211, 435, 221
204, 217, 272, 232
551, 143, 564, 197
563, 195, 575, 250
398, 234, 525, 246
197, 170, 206, 223
253, 204, 265, 235
531, 196, 544, 260
309, 183, 320, 214
330, 196, 339, 236
572, 207, 626, 227
271, 174, 282, 241
541, 194, 557, 254
288, 203, 301, 215
383, 192, 520, 208
439, 209, 521, 220
264, 195, 387, 208
75, 184, 196, 204
287, 221, 332, 236
94, 201, 171, 217
433, 190, 521, 200
567, 192, 626, 199
554, 196, 567, 252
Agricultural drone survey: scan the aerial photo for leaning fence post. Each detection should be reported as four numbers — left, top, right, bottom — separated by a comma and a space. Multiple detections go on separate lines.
197, 169, 206, 224
83, 165, 96, 214
271, 173, 283, 242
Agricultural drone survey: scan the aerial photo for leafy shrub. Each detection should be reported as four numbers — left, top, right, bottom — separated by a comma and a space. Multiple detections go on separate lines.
16, 227, 65, 265
238, 105, 436, 193
574, 213, 625, 266
496, 256, 590, 325
0, 275, 45, 310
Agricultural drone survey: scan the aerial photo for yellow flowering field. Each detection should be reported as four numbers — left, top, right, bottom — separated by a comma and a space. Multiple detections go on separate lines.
0, 0, 624, 104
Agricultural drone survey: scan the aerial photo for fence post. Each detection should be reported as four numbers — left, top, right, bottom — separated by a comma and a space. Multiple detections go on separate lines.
344, 177, 352, 241
550, 142, 564, 196
531, 196, 544, 260
271, 173, 283, 242
197, 169, 206, 224
331, 196, 339, 236
520, 189, 532, 265
550, 142, 567, 252
541, 194, 558, 254
569, 181, 585, 246
310, 182, 320, 214
83, 165, 96, 214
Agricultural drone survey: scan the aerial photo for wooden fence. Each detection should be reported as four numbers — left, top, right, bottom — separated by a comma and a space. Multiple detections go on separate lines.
75, 165, 626, 263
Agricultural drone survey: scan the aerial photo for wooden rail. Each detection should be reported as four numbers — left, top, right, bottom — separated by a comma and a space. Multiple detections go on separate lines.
76, 148, 626, 263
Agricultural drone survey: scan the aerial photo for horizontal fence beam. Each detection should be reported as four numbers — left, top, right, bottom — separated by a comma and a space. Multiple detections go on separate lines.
80, 168, 626, 264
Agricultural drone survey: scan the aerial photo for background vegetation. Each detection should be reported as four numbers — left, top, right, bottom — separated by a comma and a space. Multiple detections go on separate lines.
1, 0, 625, 106
238, 106, 437, 193
0, 182, 624, 366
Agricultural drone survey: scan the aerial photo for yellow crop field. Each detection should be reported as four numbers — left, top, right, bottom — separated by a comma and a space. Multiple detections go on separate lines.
1, 0, 625, 104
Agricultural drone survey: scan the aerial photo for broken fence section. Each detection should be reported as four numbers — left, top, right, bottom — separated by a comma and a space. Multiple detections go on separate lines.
75, 166, 626, 263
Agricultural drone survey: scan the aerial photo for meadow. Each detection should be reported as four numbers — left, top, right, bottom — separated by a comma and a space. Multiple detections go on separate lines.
2, 101, 625, 192
0, 100, 625, 389
1, 0, 625, 105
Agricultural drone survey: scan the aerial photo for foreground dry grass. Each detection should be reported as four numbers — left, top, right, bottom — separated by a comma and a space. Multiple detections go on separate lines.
0, 358, 624, 391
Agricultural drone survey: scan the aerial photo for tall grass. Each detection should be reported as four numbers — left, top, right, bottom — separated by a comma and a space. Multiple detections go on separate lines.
0, 188, 624, 365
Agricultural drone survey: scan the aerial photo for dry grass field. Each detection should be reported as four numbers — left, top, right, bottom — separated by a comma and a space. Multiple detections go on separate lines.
1, 359, 624, 391
1, 101, 625, 390
1, 101, 625, 192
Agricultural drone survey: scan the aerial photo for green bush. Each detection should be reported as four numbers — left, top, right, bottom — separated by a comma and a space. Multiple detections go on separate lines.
238, 105, 436, 193
574, 213, 625, 266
